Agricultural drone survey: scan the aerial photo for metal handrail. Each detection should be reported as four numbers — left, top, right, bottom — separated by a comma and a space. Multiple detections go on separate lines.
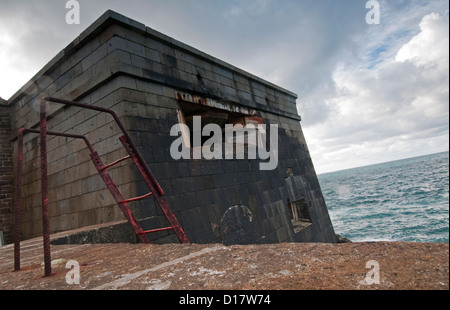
14, 127, 95, 275
14, 96, 188, 277
42, 97, 163, 195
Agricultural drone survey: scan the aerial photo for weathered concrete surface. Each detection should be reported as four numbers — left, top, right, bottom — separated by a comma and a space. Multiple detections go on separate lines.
1, 233, 447, 290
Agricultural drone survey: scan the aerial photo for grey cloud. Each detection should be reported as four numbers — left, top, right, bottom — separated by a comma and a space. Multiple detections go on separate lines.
1, 0, 448, 173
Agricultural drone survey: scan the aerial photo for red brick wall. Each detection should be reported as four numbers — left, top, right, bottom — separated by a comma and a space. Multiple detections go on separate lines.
0, 103, 13, 244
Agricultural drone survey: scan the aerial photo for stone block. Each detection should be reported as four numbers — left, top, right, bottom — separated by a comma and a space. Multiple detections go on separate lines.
81, 44, 108, 71
136, 80, 164, 96
175, 161, 190, 178
212, 173, 233, 188
187, 160, 202, 176
201, 175, 215, 190
59, 212, 79, 232
212, 188, 231, 214
107, 36, 146, 57
197, 189, 215, 206
213, 65, 233, 80
148, 145, 169, 163
153, 162, 178, 180
170, 176, 197, 194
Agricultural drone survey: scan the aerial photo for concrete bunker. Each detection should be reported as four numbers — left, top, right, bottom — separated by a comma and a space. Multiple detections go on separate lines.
0, 10, 337, 246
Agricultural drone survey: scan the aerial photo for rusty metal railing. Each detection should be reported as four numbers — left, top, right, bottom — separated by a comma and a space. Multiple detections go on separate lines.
14, 128, 94, 275
14, 97, 189, 277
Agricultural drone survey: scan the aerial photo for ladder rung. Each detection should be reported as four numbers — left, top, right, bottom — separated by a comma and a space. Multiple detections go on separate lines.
101, 155, 131, 171
119, 192, 153, 204
138, 227, 173, 234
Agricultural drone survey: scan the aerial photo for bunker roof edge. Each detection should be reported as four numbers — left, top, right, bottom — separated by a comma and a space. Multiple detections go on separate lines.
6, 10, 298, 105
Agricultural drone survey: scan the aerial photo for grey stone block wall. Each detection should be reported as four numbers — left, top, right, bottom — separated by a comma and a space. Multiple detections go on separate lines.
5, 10, 336, 244
0, 100, 13, 244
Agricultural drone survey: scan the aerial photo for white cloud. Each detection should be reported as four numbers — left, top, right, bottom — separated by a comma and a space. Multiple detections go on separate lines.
307, 10, 449, 173
0, 1, 84, 100
396, 12, 449, 67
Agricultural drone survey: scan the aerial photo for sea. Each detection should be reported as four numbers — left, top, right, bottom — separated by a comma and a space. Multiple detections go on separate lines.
318, 151, 449, 243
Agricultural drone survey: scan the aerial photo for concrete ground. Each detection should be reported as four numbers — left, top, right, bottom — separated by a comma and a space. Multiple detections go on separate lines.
0, 225, 448, 290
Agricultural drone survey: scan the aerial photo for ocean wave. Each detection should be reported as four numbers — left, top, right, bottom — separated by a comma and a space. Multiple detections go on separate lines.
321, 152, 449, 243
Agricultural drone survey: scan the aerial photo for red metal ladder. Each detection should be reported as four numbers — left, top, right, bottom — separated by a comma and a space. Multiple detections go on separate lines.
89, 134, 190, 244
46, 96, 191, 245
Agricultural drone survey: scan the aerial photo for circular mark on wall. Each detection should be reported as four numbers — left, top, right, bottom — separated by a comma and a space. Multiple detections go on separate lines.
220, 204, 258, 245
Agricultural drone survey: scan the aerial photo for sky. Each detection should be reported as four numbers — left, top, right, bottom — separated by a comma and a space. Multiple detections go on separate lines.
0, 0, 448, 173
